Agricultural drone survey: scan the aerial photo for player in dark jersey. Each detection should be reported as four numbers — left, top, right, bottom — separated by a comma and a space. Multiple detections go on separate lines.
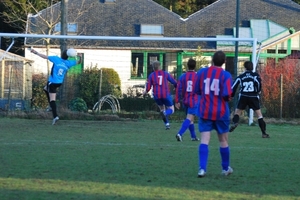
143, 61, 177, 129
230, 61, 269, 138
195, 51, 233, 177
175, 58, 199, 142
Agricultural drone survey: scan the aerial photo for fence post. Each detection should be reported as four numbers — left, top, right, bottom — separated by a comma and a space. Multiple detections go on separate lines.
280, 74, 283, 119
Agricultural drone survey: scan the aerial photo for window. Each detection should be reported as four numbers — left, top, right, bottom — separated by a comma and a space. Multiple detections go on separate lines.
99, 0, 116, 3
131, 52, 165, 79
54, 23, 78, 34
140, 24, 164, 36
267, 49, 276, 54
131, 53, 144, 78
278, 50, 287, 54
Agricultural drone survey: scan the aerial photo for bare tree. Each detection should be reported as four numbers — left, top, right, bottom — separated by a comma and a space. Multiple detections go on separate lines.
1, 0, 93, 75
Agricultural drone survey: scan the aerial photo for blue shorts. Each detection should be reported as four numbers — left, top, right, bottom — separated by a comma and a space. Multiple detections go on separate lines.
154, 95, 173, 107
185, 105, 198, 115
198, 118, 230, 134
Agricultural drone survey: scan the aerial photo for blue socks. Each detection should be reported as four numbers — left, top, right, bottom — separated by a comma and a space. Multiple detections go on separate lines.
198, 144, 209, 171
189, 123, 196, 138
178, 119, 191, 135
220, 147, 230, 171
178, 120, 197, 139
199, 145, 230, 172
164, 108, 173, 116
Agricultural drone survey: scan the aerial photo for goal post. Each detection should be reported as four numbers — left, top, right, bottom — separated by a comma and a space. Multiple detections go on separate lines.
0, 32, 257, 63
0, 32, 258, 123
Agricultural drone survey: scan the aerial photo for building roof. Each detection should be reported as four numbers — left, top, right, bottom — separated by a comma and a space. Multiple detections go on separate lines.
0, 49, 33, 62
187, 0, 300, 36
25, 0, 300, 51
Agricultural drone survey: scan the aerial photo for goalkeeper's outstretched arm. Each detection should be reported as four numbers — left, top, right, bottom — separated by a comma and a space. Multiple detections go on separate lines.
30, 49, 48, 59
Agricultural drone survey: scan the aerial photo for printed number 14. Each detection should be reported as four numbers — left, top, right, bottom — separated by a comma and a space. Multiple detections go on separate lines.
204, 78, 220, 95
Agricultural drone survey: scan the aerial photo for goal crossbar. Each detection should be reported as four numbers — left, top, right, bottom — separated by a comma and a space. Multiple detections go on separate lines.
0, 32, 257, 42
0, 32, 258, 65
0, 32, 258, 125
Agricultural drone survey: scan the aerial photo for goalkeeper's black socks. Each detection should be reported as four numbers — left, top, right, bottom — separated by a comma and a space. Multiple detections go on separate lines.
43, 88, 50, 103
50, 101, 58, 118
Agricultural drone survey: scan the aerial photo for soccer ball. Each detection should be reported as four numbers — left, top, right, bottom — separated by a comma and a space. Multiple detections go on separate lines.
67, 48, 77, 57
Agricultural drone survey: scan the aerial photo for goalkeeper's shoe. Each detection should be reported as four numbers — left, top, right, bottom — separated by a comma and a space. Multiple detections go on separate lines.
229, 123, 238, 132
52, 116, 59, 125
46, 106, 52, 112
262, 133, 270, 138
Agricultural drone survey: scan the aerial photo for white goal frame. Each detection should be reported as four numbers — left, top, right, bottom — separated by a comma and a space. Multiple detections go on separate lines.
0, 33, 258, 124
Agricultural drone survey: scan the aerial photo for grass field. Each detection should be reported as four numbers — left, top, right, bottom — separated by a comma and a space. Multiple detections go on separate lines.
0, 117, 300, 200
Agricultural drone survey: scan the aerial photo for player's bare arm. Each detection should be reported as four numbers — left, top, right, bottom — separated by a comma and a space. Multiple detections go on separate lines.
30, 49, 48, 59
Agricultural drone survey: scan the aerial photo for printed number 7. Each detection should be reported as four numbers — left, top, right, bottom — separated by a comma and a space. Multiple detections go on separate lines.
158, 75, 163, 85
204, 78, 220, 95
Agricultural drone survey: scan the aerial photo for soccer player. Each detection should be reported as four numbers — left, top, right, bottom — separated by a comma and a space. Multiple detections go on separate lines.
175, 58, 199, 141
195, 50, 233, 177
143, 61, 177, 129
30, 48, 82, 125
230, 61, 270, 138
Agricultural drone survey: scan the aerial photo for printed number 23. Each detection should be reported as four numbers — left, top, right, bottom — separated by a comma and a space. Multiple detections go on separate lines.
204, 78, 220, 95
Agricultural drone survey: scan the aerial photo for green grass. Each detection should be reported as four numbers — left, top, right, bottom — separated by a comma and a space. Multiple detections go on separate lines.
0, 118, 300, 200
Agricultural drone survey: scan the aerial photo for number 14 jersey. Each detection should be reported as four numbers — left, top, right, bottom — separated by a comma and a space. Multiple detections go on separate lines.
195, 66, 233, 120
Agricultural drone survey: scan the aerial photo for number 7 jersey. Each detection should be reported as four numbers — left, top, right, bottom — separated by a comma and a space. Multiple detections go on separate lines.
145, 70, 177, 99
195, 66, 233, 120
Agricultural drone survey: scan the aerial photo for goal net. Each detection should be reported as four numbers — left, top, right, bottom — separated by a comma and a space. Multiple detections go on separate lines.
0, 33, 257, 115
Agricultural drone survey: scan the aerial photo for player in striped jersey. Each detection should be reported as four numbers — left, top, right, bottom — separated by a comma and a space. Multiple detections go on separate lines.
143, 61, 177, 129
195, 51, 233, 177
230, 61, 270, 138
175, 58, 199, 141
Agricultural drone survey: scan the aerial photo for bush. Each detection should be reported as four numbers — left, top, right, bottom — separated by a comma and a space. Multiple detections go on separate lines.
31, 73, 48, 109
101, 68, 122, 98
68, 97, 88, 112
260, 58, 300, 118
118, 96, 157, 112
78, 65, 122, 109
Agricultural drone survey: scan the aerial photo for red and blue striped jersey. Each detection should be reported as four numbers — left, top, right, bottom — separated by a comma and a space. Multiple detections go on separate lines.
195, 66, 232, 120
175, 71, 199, 108
146, 70, 177, 99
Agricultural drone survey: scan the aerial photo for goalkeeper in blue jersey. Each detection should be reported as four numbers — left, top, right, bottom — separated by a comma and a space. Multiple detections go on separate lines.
175, 58, 199, 142
30, 48, 82, 125
195, 51, 233, 178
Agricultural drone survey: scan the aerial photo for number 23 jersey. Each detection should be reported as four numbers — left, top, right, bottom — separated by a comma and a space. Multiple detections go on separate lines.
231, 70, 261, 98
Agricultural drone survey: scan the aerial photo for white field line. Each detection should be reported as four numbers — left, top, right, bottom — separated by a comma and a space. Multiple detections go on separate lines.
0, 139, 299, 151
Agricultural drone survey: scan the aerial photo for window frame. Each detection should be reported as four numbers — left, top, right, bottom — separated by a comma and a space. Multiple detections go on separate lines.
54, 22, 78, 35
140, 24, 164, 37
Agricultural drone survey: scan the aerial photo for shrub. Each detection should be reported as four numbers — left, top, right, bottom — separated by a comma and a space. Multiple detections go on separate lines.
78, 65, 99, 109
68, 97, 88, 112
118, 96, 157, 112
31, 73, 48, 109
101, 68, 122, 98
260, 58, 300, 118
78, 64, 122, 109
